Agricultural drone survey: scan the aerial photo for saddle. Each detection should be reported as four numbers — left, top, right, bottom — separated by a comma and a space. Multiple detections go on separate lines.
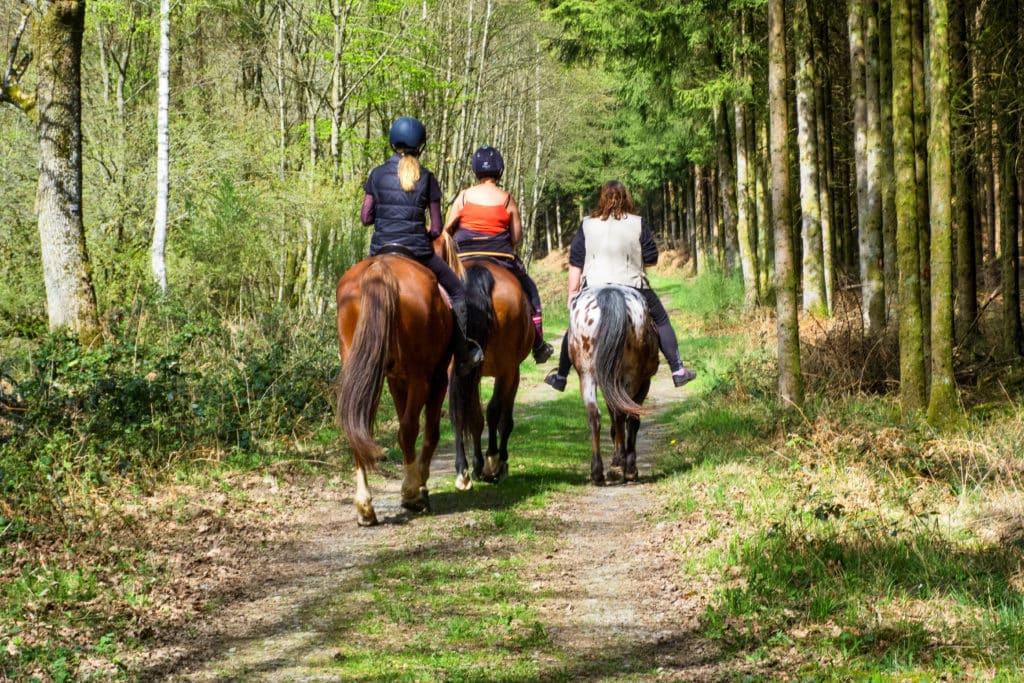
376, 243, 452, 309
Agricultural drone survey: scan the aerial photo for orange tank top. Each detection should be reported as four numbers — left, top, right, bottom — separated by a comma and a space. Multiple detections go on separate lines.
459, 197, 511, 236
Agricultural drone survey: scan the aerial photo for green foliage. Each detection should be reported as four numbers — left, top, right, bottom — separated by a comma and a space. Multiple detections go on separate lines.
0, 301, 339, 527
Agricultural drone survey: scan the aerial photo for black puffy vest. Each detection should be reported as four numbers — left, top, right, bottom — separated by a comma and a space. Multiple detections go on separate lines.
365, 155, 435, 258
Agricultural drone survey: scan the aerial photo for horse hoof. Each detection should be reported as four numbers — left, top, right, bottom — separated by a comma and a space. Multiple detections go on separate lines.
591, 475, 605, 486
624, 469, 639, 483
456, 471, 473, 491
401, 489, 431, 513
356, 504, 379, 527
606, 466, 624, 483
482, 456, 508, 483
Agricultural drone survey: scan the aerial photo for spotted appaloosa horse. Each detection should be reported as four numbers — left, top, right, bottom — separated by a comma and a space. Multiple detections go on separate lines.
569, 285, 659, 484
336, 254, 452, 526
448, 258, 533, 490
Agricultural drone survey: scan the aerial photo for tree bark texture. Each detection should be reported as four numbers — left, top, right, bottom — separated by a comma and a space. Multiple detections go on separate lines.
35, 0, 101, 344
893, 0, 927, 411
951, 0, 976, 338
925, 0, 958, 426
795, 0, 826, 316
769, 0, 804, 409
152, 0, 170, 294
863, 0, 887, 331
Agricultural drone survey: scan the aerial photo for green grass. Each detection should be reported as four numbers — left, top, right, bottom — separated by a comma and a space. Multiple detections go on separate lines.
7, 268, 1024, 680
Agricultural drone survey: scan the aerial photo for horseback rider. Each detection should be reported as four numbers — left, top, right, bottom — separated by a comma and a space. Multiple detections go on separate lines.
443, 145, 556, 364
360, 116, 483, 376
544, 179, 697, 391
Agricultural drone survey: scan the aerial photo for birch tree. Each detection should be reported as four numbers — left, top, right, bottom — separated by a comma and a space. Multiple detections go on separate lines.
152, 0, 170, 294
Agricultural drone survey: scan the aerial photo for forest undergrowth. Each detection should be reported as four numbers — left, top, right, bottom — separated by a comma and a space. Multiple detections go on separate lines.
2, 253, 1024, 679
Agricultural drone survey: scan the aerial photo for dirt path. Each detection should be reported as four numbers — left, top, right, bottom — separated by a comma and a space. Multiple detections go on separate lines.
141, 378, 723, 681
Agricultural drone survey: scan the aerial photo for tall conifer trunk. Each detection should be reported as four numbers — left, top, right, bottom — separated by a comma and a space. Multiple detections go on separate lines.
769, 0, 804, 409
893, 0, 927, 410
795, 0, 826, 315
926, 0, 958, 425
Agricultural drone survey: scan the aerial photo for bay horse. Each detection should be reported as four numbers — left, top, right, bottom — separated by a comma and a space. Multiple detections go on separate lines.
447, 257, 534, 490
569, 286, 659, 485
336, 254, 452, 526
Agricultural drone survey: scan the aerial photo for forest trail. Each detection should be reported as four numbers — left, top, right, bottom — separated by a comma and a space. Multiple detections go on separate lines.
143, 378, 724, 681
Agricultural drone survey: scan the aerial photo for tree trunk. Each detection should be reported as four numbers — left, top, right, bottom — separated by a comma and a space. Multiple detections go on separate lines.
769, 0, 804, 409
756, 119, 773, 294
734, 11, 759, 310
863, 0, 887, 331
34, 0, 101, 344
795, 0, 827, 315
152, 0, 170, 294
951, 0, 976, 338
879, 0, 899, 314
715, 102, 738, 274
925, 0, 957, 426
999, 127, 1022, 357
911, 0, 931, 368
893, 0, 927, 411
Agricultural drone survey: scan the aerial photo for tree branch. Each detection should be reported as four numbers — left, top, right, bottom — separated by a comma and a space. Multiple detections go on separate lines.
0, 8, 36, 115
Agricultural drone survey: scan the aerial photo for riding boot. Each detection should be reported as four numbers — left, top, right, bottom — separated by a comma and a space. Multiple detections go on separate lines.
531, 311, 554, 364
451, 301, 484, 377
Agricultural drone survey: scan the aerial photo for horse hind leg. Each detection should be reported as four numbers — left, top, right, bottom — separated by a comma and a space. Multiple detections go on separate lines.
606, 410, 627, 484
580, 374, 605, 485
395, 381, 430, 514
354, 464, 378, 526
623, 414, 641, 482
482, 375, 515, 483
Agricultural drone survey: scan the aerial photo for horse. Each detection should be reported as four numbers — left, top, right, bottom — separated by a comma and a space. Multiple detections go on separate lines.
568, 285, 659, 485
447, 257, 534, 490
335, 253, 453, 526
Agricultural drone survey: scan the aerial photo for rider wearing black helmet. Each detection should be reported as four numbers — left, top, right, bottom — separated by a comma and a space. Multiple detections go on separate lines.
444, 145, 555, 364
361, 117, 483, 376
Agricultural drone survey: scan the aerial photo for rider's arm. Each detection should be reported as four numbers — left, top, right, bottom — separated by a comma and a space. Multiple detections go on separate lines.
640, 219, 659, 267
568, 266, 583, 307
444, 191, 465, 234
507, 195, 523, 248
361, 194, 375, 226
427, 175, 444, 240
567, 226, 586, 307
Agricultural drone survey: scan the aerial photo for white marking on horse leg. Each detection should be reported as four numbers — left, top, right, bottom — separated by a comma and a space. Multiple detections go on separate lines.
401, 461, 420, 503
354, 466, 377, 526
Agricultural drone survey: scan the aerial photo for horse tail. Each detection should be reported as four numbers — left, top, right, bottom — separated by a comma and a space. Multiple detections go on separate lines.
463, 264, 495, 349
338, 261, 397, 473
449, 264, 494, 436
592, 287, 647, 417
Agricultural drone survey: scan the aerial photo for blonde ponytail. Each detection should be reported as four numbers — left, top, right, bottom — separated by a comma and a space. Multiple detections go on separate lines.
398, 153, 421, 191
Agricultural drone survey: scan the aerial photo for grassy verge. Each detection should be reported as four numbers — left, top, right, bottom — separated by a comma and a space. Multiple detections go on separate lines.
646, 270, 1024, 679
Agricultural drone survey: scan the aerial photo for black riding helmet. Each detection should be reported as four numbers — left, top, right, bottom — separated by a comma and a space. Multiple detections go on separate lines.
389, 117, 427, 155
472, 145, 504, 179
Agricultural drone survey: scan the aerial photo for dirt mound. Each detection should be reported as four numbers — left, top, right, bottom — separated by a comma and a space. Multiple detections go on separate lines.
535, 248, 569, 273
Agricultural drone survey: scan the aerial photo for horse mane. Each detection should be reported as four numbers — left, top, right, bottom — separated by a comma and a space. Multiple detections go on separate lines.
337, 261, 398, 472
437, 232, 465, 278
591, 287, 649, 417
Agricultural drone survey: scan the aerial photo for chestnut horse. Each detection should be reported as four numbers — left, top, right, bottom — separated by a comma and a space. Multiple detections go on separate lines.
336, 254, 453, 526
569, 286, 659, 484
448, 258, 533, 490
